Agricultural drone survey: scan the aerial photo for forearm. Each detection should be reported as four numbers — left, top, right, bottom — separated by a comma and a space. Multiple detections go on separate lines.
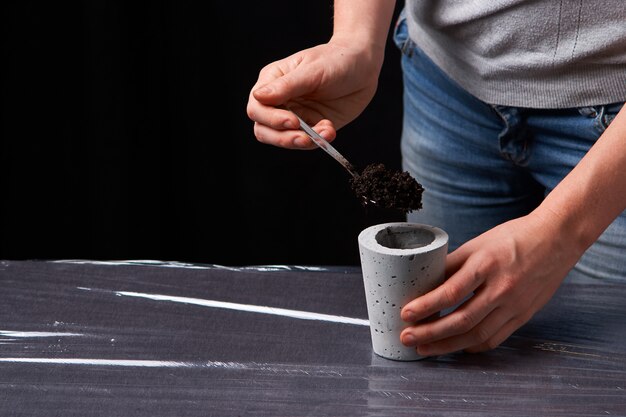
537, 106, 626, 255
331, 0, 397, 59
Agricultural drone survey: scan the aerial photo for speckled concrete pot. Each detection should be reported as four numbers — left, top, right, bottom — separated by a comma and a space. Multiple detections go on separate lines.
358, 222, 448, 361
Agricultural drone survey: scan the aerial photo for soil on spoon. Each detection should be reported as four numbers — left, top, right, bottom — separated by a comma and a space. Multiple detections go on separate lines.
349, 163, 424, 213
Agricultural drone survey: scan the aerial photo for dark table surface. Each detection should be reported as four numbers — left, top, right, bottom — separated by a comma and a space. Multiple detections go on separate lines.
1, 260, 625, 416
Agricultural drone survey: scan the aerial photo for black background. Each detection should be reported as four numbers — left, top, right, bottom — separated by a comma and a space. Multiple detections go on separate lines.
1, 1, 405, 266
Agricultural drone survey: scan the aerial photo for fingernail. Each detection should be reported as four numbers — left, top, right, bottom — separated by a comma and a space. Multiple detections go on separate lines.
283, 119, 296, 129
402, 334, 416, 345
403, 310, 417, 322
293, 137, 308, 148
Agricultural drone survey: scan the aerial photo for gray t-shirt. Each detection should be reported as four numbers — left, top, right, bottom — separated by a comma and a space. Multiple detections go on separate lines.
405, 0, 626, 108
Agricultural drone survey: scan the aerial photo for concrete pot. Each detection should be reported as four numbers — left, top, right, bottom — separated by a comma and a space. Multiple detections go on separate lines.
358, 222, 448, 361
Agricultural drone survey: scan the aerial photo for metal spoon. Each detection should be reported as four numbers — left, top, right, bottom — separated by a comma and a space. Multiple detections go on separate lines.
291, 112, 360, 178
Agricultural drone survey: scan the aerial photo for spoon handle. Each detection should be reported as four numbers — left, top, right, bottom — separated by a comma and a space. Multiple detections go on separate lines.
293, 113, 359, 178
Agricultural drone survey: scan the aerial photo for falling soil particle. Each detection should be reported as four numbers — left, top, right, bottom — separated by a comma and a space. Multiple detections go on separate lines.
349, 163, 424, 213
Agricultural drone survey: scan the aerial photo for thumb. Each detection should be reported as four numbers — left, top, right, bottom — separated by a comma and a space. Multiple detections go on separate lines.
253, 71, 316, 106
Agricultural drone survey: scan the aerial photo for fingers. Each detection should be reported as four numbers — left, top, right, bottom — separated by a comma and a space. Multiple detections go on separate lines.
253, 122, 314, 150
253, 122, 311, 149
401, 249, 480, 323
248, 100, 297, 126
463, 287, 542, 353
247, 58, 317, 127
400, 292, 491, 346
253, 119, 336, 150
247, 67, 337, 149
252, 65, 319, 107
463, 316, 526, 353
405, 307, 511, 356
400, 288, 532, 356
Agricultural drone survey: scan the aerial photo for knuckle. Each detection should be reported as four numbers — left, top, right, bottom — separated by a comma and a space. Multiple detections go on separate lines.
497, 275, 517, 294
484, 337, 502, 351
513, 311, 534, 328
419, 326, 435, 343
406, 297, 431, 318
259, 63, 274, 77
253, 125, 267, 144
473, 252, 497, 274
442, 283, 465, 307
270, 112, 286, 128
415, 299, 433, 318
453, 311, 476, 333
276, 135, 295, 148
474, 325, 492, 345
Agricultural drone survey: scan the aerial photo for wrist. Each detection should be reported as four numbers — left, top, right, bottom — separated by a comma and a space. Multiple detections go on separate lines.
331, 0, 396, 61
531, 204, 592, 260
330, 31, 387, 59
327, 35, 386, 74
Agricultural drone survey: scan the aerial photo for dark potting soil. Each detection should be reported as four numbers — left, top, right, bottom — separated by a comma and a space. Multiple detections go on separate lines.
349, 163, 424, 213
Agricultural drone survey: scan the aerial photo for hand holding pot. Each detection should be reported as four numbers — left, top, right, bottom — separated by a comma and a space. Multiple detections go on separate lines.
400, 210, 583, 356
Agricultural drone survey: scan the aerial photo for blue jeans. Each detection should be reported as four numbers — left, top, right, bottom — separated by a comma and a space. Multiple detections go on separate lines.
393, 14, 626, 281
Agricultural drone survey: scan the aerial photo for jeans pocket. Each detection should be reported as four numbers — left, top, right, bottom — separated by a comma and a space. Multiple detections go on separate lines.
601, 102, 624, 129
578, 102, 624, 133
392, 8, 411, 55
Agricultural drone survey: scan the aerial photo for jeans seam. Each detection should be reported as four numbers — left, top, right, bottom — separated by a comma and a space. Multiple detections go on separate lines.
401, 39, 414, 57
491, 105, 514, 163
492, 106, 531, 166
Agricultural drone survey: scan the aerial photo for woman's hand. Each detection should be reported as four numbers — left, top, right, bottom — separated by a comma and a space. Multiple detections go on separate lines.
246, 0, 396, 149
399, 209, 583, 355
246, 40, 384, 150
